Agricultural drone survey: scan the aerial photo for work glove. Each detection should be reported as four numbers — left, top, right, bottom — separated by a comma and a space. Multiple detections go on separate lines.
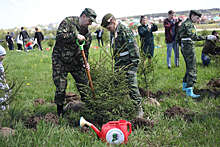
83, 62, 90, 71
207, 35, 217, 41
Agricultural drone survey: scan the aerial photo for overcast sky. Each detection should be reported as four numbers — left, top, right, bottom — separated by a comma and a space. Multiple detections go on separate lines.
0, 0, 219, 29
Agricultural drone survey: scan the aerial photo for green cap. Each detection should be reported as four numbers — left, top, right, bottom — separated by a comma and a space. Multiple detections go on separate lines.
190, 10, 202, 17
101, 13, 114, 28
83, 8, 97, 23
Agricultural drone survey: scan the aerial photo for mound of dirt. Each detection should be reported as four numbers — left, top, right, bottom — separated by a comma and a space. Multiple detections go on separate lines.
24, 113, 59, 129
164, 106, 195, 122
207, 78, 220, 88
65, 92, 81, 103
0, 127, 15, 137
25, 116, 42, 129
139, 87, 170, 99
34, 98, 45, 106
64, 101, 84, 112
80, 126, 90, 133
194, 88, 220, 99
131, 117, 154, 129
44, 113, 59, 125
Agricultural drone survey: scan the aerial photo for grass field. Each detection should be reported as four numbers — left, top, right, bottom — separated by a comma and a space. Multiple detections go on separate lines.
0, 33, 220, 146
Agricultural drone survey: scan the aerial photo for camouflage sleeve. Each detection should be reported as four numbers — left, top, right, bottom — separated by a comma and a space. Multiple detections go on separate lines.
184, 23, 206, 41
83, 32, 92, 60
124, 29, 140, 66
56, 18, 79, 44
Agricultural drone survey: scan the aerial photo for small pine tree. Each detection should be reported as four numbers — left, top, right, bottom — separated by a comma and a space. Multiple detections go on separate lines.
79, 52, 136, 126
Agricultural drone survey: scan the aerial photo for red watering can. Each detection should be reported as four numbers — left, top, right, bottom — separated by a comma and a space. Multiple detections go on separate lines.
80, 117, 132, 144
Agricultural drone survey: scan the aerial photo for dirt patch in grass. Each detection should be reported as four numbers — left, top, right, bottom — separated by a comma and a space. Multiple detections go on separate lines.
0, 127, 15, 137
80, 126, 90, 133
130, 117, 154, 129
194, 78, 220, 98
139, 87, 182, 100
164, 106, 195, 122
24, 113, 59, 129
207, 78, 220, 87
65, 92, 81, 102
34, 98, 45, 106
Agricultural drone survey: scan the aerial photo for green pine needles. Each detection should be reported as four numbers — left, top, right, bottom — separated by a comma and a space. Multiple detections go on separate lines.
80, 51, 136, 126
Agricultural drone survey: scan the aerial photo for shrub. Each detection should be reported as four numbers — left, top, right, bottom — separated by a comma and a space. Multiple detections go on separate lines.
79, 52, 136, 126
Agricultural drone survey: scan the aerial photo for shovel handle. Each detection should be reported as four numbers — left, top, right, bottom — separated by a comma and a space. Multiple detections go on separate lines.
76, 39, 95, 97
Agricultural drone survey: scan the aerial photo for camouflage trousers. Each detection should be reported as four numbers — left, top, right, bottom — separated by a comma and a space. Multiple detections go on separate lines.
181, 41, 197, 87
52, 60, 88, 105
115, 65, 142, 107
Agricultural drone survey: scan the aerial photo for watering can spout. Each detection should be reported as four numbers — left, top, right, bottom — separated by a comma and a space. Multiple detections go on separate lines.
91, 125, 101, 138
79, 117, 101, 138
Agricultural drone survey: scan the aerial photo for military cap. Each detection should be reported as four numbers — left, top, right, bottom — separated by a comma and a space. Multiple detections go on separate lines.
83, 8, 97, 23
101, 13, 114, 28
190, 10, 202, 17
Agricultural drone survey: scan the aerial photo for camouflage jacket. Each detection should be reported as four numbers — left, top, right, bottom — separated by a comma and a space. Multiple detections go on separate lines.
110, 23, 140, 67
52, 16, 92, 66
177, 18, 206, 43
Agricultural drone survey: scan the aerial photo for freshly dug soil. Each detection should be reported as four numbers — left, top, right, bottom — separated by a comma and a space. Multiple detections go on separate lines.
0, 127, 15, 137
65, 92, 81, 102
34, 98, 45, 106
207, 78, 220, 88
24, 113, 59, 129
164, 106, 195, 122
131, 117, 154, 129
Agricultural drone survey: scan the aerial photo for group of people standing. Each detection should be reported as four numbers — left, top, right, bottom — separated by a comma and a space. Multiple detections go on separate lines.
138, 10, 218, 98
51, 8, 218, 117
5, 27, 44, 51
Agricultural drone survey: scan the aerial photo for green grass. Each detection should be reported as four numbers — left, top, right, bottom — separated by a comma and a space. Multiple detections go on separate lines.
0, 35, 220, 146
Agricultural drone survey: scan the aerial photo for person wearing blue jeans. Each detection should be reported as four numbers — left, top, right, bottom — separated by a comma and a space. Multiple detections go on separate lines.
166, 41, 179, 68
164, 10, 182, 69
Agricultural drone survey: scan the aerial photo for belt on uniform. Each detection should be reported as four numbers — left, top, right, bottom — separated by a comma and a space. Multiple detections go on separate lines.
119, 51, 129, 57
181, 38, 192, 41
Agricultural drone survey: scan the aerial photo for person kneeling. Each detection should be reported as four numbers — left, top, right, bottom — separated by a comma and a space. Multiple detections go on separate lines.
201, 30, 219, 66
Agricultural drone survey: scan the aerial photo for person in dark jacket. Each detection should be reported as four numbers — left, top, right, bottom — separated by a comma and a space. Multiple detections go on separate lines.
19, 27, 30, 51
5, 32, 14, 50
34, 27, 44, 51
138, 16, 158, 63
164, 10, 182, 69
95, 28, 104, 47
201, 30, 220, 66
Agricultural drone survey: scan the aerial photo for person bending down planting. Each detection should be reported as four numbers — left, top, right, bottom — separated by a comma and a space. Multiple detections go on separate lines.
101, 13, 144, 118
52, 8, 97, 116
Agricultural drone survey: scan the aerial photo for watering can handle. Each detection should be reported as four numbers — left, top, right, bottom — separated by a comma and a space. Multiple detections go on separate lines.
127, 122, 132, 135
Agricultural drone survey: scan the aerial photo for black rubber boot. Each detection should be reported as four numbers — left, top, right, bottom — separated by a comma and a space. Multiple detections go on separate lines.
57, 104, 64, 117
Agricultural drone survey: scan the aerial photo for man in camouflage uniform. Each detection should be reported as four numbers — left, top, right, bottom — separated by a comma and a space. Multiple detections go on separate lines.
52, 8, 97, 116
101, 13, 143, 117
178, 10, 217, 98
